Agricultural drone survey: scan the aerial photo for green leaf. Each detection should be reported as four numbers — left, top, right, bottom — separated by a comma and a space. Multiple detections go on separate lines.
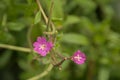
7, 22, 25, 31
52, 0, 64, 17
34, 11, 41, 24
61, 33, 89, 45
52, 17, 63, 24
0, 50, 12, 69
98, 67, 110, 80
64, 15, 80, 26
80, 17, 95, 32
75, 0, 96, 14
27, 0, 33, 5
0, 30, 15, 44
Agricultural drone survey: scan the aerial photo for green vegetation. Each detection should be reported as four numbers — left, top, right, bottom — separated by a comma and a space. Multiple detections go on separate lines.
0, 0, 120, 80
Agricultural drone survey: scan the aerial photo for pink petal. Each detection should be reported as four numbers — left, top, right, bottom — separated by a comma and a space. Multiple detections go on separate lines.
33, 36, 53, 56
72, 50, 86, 64
37, 37, 46, 43
33, 42, 39, 47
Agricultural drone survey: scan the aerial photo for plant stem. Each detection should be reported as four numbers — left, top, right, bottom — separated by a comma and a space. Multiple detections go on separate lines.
35, 0, 48, 24
2, 14, 8, 32
0, 43, 31, 53
47, 0, 54, 31
2, 14, 7, 27
27, 25, 33, 50
35, 0, 56, 35
27, 25, 36, 56
28, 64, 53, 80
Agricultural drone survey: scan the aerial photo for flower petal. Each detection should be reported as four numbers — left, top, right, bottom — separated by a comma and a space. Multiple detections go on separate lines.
33, 36, 53, 56
72, 50, 86, 64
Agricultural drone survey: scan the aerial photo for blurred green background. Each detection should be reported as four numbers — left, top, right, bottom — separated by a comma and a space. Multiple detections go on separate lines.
0, 0, 120, 80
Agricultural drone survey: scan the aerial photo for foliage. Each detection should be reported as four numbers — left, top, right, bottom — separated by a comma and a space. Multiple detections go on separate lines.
0, 0, 120, 80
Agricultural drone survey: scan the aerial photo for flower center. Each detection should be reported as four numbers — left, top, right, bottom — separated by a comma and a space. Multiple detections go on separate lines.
74, 54, 82, 61
39, 44, 46, 50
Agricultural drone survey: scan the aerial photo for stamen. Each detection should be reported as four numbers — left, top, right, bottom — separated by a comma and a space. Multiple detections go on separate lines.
74, 54, 82, 61
39, 44, 46, 50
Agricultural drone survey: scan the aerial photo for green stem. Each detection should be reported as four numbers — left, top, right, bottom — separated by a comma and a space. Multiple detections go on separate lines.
35, 0, 56, 35
47, 0, 54, 31
36, 0, 48, 24
27, 25, 36, 56
1, 14, 7, 27
0, 44, 31, 53
27, 25, 33, 50
28, 64, 53, 80
1, 14, 8, 32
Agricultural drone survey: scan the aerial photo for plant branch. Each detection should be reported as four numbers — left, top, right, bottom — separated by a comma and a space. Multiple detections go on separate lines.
27, 25, 36, 56
35, 0, 56, 34
35, 0, 48, 24
27, 25, 34, 50
28, 64, 53, 80
47, 0, 54, 31
0, 43, 31, 53
2, 14, 8, 32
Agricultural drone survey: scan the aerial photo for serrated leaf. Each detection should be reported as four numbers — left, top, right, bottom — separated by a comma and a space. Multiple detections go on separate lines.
62, 33, 89, 45
34, 11, 41, 24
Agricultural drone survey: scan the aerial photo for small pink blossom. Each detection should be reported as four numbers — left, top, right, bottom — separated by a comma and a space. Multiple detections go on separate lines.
33, 37, 53, 56
71, 50, 86, 64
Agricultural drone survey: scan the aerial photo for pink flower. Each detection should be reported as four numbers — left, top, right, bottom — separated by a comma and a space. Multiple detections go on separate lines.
33, 37, 53, 56
71, 50, 86, 64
